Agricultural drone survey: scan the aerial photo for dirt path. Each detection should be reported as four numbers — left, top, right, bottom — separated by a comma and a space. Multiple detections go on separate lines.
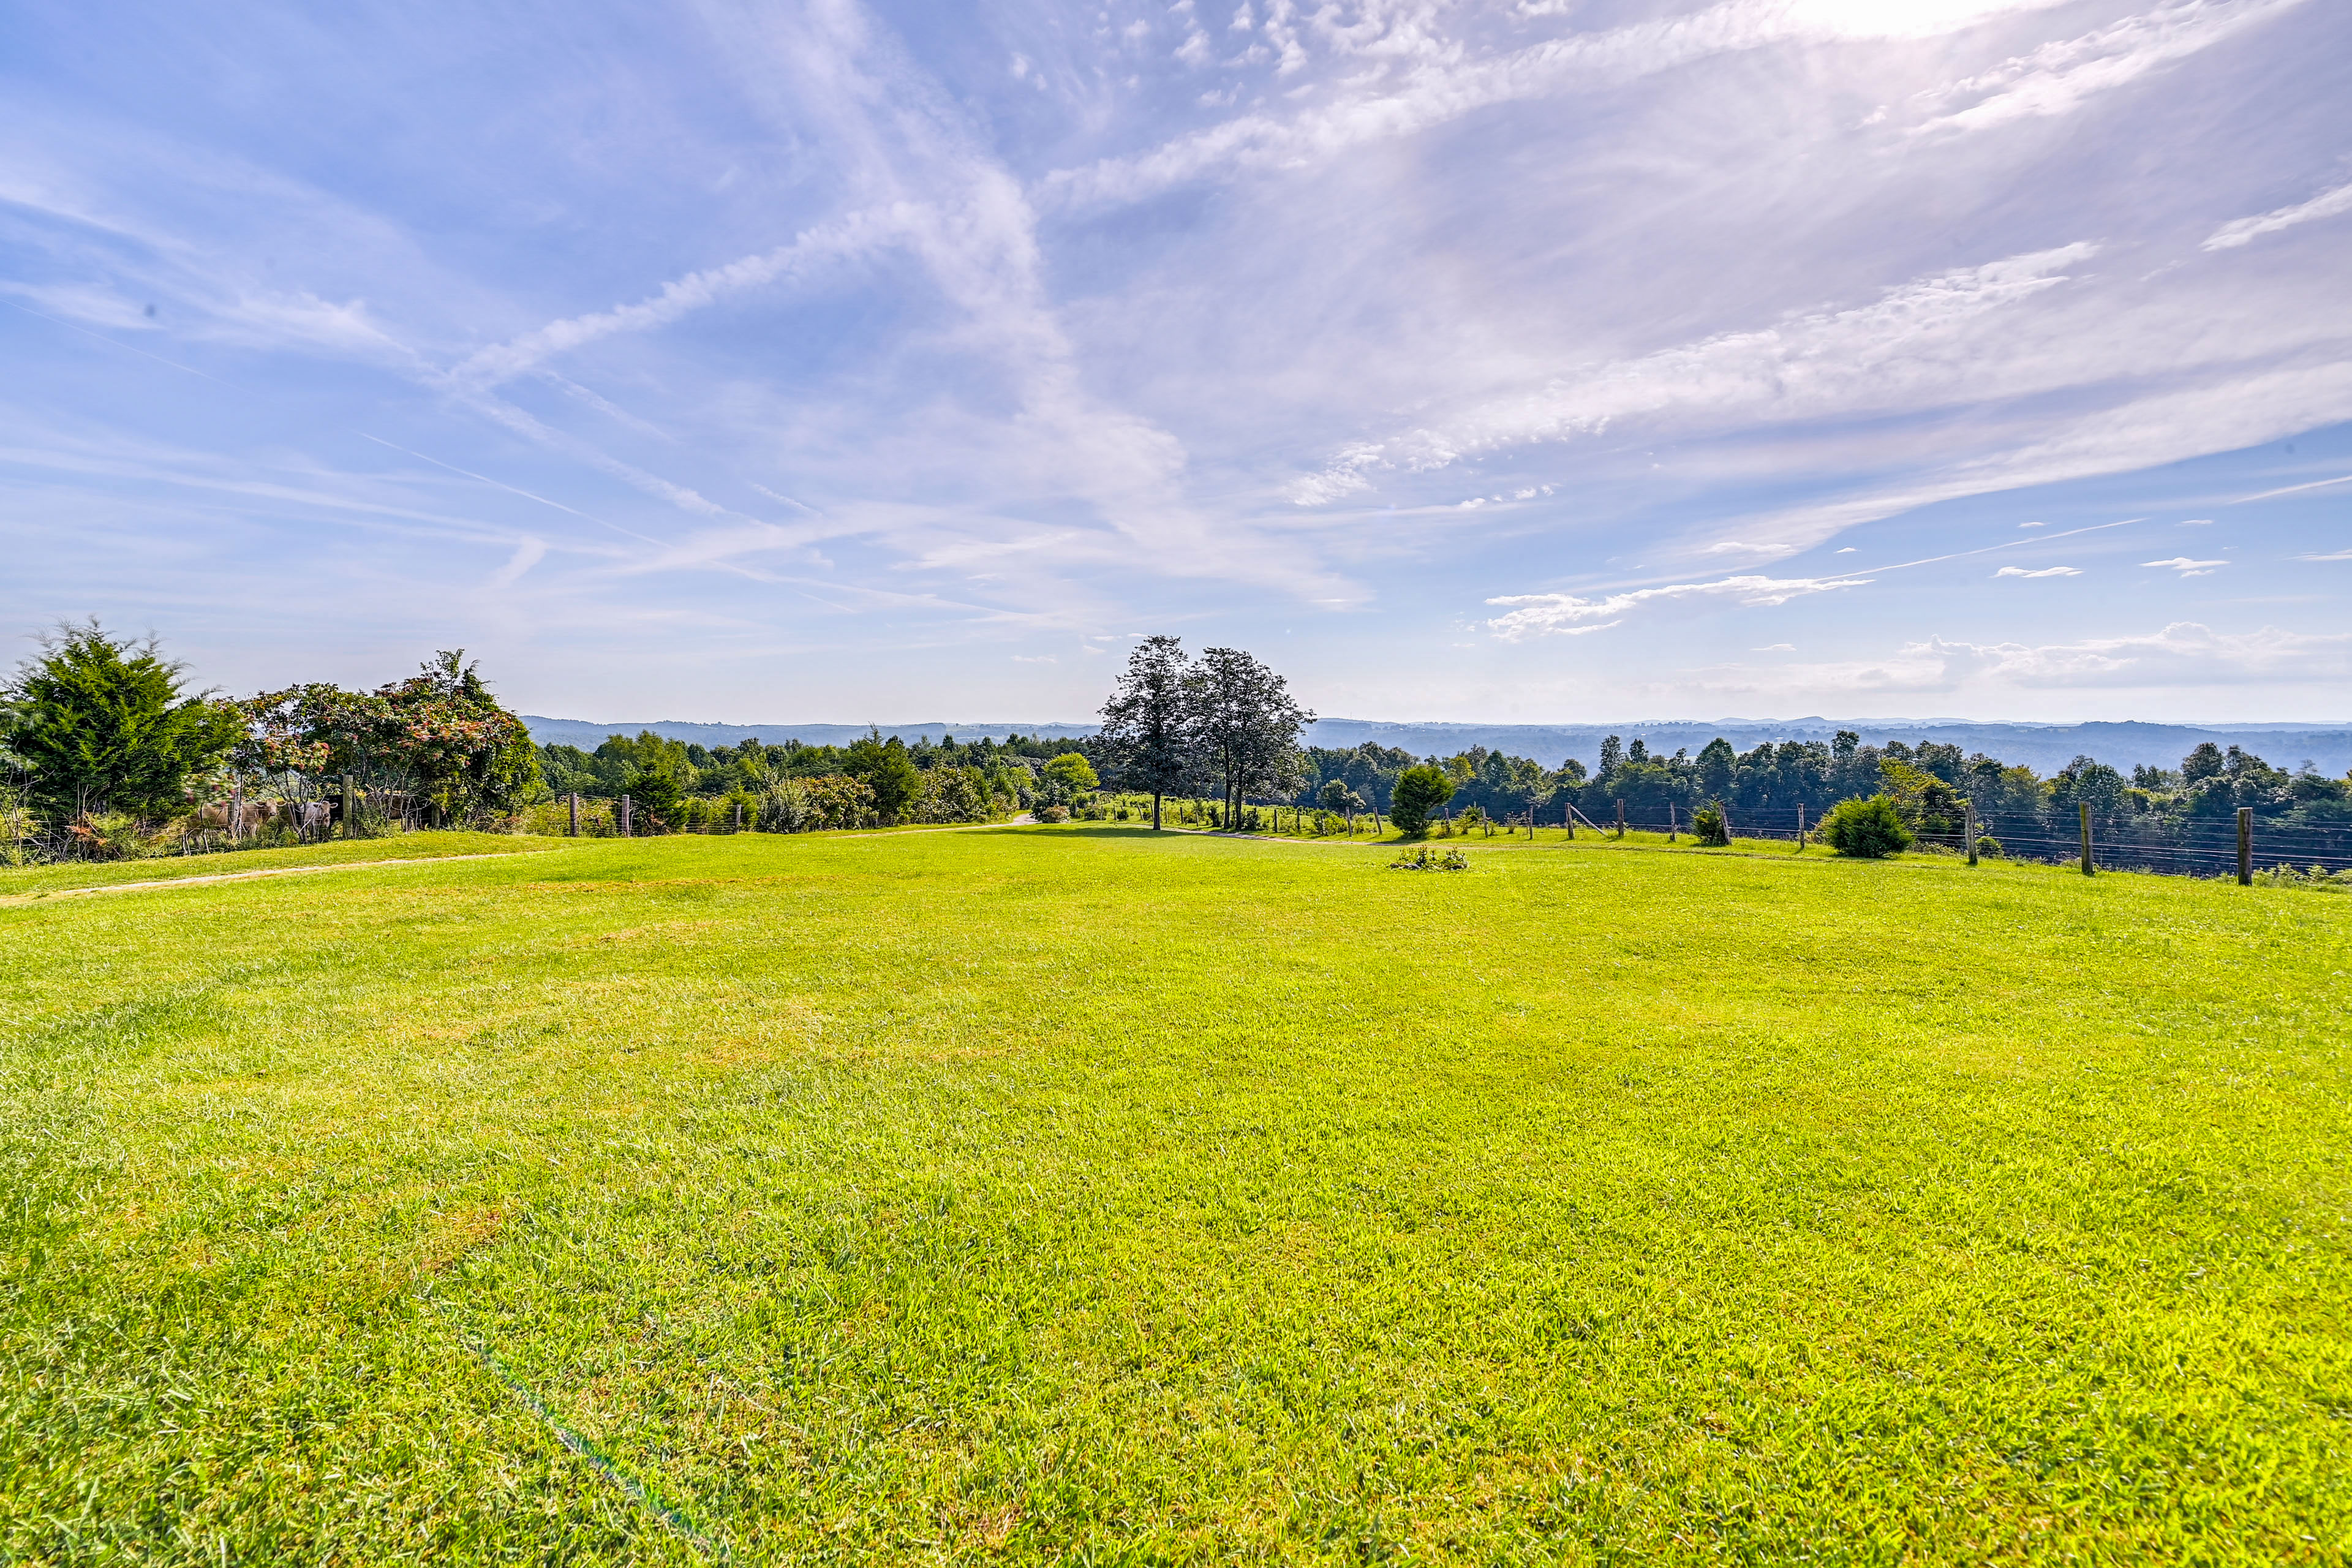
4, 821, 1040, 903
2, 818, 1430, 905
1163, 825, 1379, 848
834, 816, 1033, 838
1, 851, 552, 905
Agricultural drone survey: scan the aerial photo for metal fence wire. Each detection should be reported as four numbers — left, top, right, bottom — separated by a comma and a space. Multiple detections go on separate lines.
1575, 805, 2352, 879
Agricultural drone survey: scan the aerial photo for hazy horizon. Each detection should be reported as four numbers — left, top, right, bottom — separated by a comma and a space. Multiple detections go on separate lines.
521, 710, 2352, 731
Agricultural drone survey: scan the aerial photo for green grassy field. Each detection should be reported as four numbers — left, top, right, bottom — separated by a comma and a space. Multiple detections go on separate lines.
4, 825, 2347, 1564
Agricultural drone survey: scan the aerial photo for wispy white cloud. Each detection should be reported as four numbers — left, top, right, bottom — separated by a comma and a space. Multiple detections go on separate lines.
1485, 572, 1871, 639
4, 0, 2345, 718
1915, 621, 2346, 685
0, 281, 160, 331
1995, 564, 2081, 577
1048, 0, 2079, 208
450, 208, 903, 389
2143, 554, 2227, 575
2203, 176, 2352, 251
1290, 244, 2095, 501
488, 537, 549, 588
2233, 472, 2352, 503
1917, 0, 2308, 136
1690, 620, 2351, 701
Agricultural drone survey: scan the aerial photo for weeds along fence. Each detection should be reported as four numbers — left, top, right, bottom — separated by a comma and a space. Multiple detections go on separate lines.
1100, 794, 2352, 883
1576, 804, 2352, 882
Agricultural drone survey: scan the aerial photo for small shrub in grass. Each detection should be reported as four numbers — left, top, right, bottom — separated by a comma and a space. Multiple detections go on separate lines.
2261, 862, 2352, 892
1976, 834, 2004, 859
1389, 846, 1469, 871
1692, 801, 1731, 847
1036, 805, 1069, 823
1822, 795, 1913, 858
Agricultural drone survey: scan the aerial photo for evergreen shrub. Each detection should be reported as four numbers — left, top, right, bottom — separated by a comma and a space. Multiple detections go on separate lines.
1822, 795, 1913, 858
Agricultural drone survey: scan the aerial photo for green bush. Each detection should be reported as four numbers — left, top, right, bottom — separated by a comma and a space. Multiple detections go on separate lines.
68, 810, 168, 861
1822, 795, 1913, 858
1389, 765, 1455, 837
1692, 801, 1730, 847
624, 760, 686, 831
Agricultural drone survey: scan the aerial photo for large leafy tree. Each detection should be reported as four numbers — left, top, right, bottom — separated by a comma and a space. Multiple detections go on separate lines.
237, 650, 538, 824
1036, 752, 1099, 811
1098, 635, 1196, 830
377, 650, 540, 821
1187, 647, 1313, 830
4, 620, 240, 821
844, 729, 924, 824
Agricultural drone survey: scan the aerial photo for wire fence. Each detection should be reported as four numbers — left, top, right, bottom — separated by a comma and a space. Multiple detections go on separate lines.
1556, 804, 2352, 880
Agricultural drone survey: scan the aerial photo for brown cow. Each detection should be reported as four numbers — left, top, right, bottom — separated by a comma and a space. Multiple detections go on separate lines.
189, 799, 306, 834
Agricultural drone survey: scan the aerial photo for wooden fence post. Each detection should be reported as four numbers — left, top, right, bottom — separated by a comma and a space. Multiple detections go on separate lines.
2237, 806, 2253, 886
620, 794, 633, 838
1563, 803, 1574, 840
2078, 802, 2094, 876
1668, 803, 1678, 843
342, 773, 356, 839
1965, 801, 1978, 867
1796, 802, 1806, 851
569, 793, 579, 837
735, 802, 744, 833
1616, 799, 1626, 839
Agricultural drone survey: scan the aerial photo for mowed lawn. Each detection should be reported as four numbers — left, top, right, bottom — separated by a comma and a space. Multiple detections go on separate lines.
3, 826, 2347, 1565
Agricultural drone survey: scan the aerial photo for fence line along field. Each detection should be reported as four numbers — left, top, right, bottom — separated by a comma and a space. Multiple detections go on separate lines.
4, 823, 2347, 1562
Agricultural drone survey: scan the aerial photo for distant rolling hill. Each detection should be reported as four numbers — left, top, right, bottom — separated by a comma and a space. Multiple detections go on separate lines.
1299, 718, 2352, 777
522, 717, 1097, 751
524, 715, 2352, 776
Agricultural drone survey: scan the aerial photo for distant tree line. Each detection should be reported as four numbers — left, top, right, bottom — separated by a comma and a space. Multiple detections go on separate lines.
1287, 728, 2352, 868
1080, 643, 2351, 868
533, 728, 1057, 832
0, 624, 1052, 860
9, 620, 2346, 873
1, 622, 542, 860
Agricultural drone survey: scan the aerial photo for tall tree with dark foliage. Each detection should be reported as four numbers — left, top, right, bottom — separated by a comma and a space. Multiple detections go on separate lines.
1097, 635, 1196, 830
4, 620, 239, 823
1187, 646, 1313, 831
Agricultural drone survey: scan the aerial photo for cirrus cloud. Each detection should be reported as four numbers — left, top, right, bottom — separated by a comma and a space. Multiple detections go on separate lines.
1485, 572, 1872, 640
1287, 244, 2096, 503
2203, 176, 2352, 251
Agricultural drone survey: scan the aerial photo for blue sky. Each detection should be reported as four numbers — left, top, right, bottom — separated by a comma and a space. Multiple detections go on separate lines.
4, 0, 2349, 723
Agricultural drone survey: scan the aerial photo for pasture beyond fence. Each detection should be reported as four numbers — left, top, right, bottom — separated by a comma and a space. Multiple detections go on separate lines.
26, 775, 2352, 892
1188, 792, 2352, 888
